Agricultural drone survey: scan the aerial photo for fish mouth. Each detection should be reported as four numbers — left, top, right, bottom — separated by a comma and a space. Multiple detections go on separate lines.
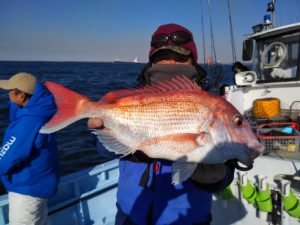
248, 142, 265, 159
235, 142, 264, 167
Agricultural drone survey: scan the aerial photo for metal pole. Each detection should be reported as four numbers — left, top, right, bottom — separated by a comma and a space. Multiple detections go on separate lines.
272, 0, 276, 28
227, 0, 236, 62
208, 0, 217, 63
200, 0, 206, 64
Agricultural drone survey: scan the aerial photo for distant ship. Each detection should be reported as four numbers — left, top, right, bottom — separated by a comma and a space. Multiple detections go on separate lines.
113, 56, 141, 64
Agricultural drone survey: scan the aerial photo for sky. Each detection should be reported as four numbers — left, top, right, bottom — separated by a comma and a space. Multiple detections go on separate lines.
0, 0, 299, 63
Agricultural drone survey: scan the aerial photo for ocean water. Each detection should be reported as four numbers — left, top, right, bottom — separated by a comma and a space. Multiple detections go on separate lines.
0, 61, 233, 177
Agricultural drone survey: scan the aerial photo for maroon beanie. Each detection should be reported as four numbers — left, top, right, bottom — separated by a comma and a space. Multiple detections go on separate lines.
149, 23, 198, 64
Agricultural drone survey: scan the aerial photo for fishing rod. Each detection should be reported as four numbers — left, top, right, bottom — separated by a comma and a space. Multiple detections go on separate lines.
207, 0, 217, 63
227, 0, 236, 63
200, 0, 206, 64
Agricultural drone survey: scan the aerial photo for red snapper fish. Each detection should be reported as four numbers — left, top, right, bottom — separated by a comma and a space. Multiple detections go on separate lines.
40, 76, 264, 184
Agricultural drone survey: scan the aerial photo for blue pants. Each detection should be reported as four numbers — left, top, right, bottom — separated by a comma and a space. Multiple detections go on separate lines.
115, 159, 212, 225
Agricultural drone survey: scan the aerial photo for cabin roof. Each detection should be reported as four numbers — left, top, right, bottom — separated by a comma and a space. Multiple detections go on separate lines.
247, 22, 300, 40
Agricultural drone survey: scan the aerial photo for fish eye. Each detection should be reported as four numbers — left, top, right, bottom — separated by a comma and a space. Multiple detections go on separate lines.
232, 115, 244, 127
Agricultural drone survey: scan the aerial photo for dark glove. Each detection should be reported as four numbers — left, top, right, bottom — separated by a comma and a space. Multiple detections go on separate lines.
190, 162, 235, 193
191, 163, 228, 184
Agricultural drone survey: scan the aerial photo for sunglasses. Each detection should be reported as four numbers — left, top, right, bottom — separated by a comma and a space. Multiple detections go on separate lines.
151, 31, 193, 48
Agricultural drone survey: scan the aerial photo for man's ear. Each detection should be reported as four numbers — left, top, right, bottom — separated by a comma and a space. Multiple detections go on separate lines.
19, 92, 27, 102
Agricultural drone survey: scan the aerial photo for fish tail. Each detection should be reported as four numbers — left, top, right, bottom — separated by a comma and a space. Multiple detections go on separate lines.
40, 81, 91, 134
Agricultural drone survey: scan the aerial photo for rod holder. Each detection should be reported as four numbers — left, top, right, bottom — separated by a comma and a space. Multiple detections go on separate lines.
238, 172, 257, 205
256, 175, 272, 220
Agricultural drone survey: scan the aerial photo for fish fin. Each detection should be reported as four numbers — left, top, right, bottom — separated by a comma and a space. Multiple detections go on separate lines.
40, 81, 91, 134
172, 160, 198, 184
100, 89, 138, 103
196, 132, 212, 146
137, 75, 201, 93
100, 76, 201, 103
91, 129, 135, 156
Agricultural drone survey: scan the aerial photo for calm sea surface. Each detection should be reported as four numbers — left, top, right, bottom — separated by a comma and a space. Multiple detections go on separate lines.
0, 61, 233, 177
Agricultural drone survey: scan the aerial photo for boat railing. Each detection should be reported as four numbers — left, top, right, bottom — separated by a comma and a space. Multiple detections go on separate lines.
0, 159, 120, 225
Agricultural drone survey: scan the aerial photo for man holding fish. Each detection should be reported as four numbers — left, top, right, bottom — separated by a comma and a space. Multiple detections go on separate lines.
41, 24, 264, 225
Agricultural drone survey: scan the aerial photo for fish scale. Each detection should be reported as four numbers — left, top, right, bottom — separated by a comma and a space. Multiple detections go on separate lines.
40, 76, 264, 184
104, 100, 205, 138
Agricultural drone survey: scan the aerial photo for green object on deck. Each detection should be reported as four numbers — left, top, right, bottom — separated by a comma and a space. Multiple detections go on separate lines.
220, 185, 235, 200
256, 184, 273, 212
239, 180, 257, 204
282, 189, 300, 218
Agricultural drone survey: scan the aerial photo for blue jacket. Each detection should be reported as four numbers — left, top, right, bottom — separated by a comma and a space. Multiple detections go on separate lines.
0, 82, 60, 198
114, 158, 234, 225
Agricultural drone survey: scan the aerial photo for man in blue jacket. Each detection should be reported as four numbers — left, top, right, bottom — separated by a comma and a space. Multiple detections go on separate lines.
88, 23, 235, 225
0, 72, 59, 225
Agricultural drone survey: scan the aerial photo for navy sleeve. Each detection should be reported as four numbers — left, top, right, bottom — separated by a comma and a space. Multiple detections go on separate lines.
191, 162, 235, 193
0, 118, 42, 175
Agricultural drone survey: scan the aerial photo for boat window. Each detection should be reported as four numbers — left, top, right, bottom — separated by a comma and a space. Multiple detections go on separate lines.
254, 31, 300, 83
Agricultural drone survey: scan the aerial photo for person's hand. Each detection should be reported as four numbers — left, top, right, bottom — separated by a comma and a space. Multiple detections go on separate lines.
87, 118, 103, 129
191, 163, 227, 184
